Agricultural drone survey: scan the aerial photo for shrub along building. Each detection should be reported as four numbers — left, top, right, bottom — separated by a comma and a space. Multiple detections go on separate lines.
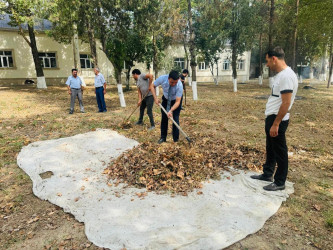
0, 14, 251, 86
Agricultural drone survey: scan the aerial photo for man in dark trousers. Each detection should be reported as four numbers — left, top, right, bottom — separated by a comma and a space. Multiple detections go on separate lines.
151, 70, 183, 144
251, 47, 298, 191
180, 69, 189, 109
132, 69, 155, 130
94, 67, 107, 112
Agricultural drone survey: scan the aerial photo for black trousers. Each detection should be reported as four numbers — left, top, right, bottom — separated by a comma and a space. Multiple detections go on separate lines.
138, 95, 155, 126
161, 96, 181, 142
263, 114, 289, 186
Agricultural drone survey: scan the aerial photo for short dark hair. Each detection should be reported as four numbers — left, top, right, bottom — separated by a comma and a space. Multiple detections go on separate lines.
266, 47, 285, 59
168, 70, 180, 80
132, 69, 141, 75
72, 68, 78, 72
182, 69, 189, 74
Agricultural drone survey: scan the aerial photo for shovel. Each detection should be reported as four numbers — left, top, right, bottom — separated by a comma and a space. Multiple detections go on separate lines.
159, 103, 192, 143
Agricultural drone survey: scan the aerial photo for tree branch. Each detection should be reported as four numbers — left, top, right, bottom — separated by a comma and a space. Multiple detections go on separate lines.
18, 25, 31, 47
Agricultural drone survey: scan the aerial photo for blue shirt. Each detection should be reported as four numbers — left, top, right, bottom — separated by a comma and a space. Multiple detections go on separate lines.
65, 76, 82, 89
94, 73, 106, 87
154, 74, 183, 100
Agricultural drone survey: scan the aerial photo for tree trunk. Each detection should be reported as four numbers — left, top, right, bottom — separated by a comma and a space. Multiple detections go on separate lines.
268, 0, 275, 78
231, 39, 238, 92
258, 32, 263, 85
187, 0, 197, 82
320, 46, 327, 81
327, 43, 333, 88
97, 0, 106, 52
126, 67, 131, 91
292, 0, 299, 72
27, 24, 46, 88
183, 28, 190, 71
72, 22, 80, 71
216, 59, 219, 85
87, 17, 98, 67
152, 34, 159, 79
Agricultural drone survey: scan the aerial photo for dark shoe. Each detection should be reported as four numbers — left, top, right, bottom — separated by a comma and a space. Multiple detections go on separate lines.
158, 138, 166, 144
81, 110, 85, 113
263, 182, 285, 191
250, 174, 273, 182
69, 110, 73, 114
135, 121, 143, 125
148, 126, 155, 131
103, 110, 107, 112
98, 110, 103, 113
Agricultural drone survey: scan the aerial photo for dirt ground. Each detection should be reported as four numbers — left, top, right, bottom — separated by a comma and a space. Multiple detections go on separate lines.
0, 79, 332, 249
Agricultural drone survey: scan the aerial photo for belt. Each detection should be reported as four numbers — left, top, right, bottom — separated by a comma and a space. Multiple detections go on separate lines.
95, 86, 103, 89
71, 88, 81, 90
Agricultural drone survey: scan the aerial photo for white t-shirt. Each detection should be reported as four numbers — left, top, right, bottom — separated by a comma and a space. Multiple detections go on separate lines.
265, 67, 298, 120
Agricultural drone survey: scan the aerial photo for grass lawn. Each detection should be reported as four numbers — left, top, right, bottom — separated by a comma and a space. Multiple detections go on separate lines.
0, 79, 332, 249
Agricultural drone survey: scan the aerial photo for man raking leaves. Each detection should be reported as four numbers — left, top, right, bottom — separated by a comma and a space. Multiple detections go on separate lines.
151, 70, 191, 144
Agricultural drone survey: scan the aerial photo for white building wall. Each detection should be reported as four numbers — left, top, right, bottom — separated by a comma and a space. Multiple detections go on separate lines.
163, 45, 251, 83
0, 30, 113, 85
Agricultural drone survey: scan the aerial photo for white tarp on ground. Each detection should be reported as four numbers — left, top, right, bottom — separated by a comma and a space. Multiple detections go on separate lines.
17, 129, 294, 249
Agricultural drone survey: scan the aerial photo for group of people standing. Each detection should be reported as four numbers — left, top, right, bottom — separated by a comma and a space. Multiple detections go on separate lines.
66, 67, 107, 114
65, 46, 298, 192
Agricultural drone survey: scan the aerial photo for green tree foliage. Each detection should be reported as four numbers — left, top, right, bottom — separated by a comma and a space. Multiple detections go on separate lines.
224, 0, 261, 80
2, 0, 56, 87
194, 0, 227, 84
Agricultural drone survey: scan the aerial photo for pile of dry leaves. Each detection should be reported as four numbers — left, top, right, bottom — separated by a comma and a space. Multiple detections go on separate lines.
105, 135, 264, 194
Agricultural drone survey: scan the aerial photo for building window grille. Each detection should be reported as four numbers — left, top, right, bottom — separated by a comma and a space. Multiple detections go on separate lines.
0, 50, 14, 68
38, 52, 57, 68
174, 58, 185, 70
237, 59, 244, 70
223, 59, 230, 70
80, 54, 94, 69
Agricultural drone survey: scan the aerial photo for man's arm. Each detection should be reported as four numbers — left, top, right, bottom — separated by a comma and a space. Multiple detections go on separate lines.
66, 78, 71, 95
137, 88, 142, 106
270, 93, 292, 137
67, 84, 71, 95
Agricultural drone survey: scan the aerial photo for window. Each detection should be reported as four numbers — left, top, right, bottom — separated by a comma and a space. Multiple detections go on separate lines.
223, 59, 230, 70
80, 54, 94, 69
174, 58, 185, 70
39, 52, 57, 68
198, 61, 207, 70
237, 59, 245, 70
0, 50, 14, 68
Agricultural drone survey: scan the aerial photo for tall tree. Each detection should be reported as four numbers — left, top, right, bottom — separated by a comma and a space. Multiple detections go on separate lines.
194, 1, 227, 85
4, 0, 52, 88
187, 0, 197, 83
224, 0, 260, 92
48, 0, 82, 71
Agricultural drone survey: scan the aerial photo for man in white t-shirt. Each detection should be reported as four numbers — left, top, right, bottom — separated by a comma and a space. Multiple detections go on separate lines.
251, 47, 298, 191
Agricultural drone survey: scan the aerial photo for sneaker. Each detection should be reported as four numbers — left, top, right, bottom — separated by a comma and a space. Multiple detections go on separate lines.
81, 110, 85, 113
250, 174, 273, 182
158, 138, 166, 144
148, 126, 155, 131
135, 121, 143, 125
69, 110, 73, 114
263, 182, 285, 191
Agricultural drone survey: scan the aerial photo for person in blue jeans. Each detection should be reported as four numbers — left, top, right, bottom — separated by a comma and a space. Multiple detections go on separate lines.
94, 67, 107, 112
150, 70, 183, 143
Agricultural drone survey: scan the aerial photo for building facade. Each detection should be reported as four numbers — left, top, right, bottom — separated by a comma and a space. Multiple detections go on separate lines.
0, 15, 252, 86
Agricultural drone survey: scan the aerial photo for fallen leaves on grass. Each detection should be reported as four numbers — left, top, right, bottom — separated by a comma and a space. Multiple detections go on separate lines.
106, 135, 264, 194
